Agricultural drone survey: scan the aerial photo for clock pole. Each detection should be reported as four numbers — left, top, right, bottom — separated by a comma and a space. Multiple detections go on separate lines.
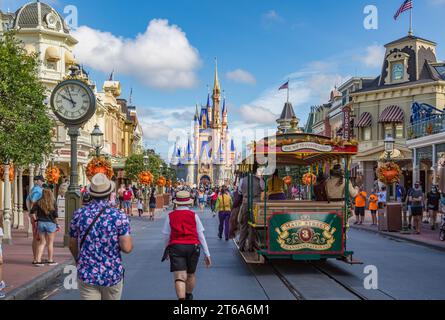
64, 126, 81, 246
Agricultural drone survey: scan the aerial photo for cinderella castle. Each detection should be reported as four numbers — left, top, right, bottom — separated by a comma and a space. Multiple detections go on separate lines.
171, 62, 237, 187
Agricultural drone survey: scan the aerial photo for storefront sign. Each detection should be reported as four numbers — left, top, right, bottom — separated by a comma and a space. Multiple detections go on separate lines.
282, 142, 332, 153
57, 195, 66, 218
342, 105, 352, 141
268, 212, 344, 254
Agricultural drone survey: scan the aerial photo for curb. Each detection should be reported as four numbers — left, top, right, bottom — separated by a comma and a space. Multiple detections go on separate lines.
351, 226, 445, 252
3, 259, 75, 300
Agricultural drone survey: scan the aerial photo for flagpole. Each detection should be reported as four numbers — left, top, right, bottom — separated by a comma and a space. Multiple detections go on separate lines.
287, 79, 290, 103
409, 7, 413, 36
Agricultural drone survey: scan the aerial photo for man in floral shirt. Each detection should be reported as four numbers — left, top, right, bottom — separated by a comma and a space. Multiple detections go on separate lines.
69, 173, 133, 300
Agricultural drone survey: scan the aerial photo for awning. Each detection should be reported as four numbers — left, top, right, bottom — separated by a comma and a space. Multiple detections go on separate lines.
379, 105, 404, 123
355, 112, 372, 127
64, 50, 76, 65
45, 46, 60, 61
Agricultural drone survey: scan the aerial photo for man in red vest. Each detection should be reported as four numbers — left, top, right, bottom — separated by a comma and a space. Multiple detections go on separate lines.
162, 190, 211, 300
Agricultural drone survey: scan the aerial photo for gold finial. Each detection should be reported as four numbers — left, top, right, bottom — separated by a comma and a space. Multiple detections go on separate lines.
213, 57, 220, 93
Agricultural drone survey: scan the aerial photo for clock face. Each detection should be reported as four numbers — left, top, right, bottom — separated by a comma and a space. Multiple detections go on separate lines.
392, 63, 404, 81
50, 80, 96, 125
46, 13, 57, 28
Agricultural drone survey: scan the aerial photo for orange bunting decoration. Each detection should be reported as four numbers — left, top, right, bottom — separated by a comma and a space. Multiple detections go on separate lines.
283, 176, 292, 186
86, 156, 114, 181
302, 173, 316, 186
139, 171, 154, 186
0, 164, 14, 182
376, 162, 402, 185
45, 165, 61, 185
157, 176, 167, 187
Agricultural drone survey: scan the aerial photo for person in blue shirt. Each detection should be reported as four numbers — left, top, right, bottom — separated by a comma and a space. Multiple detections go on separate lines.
26, 175, 45, 265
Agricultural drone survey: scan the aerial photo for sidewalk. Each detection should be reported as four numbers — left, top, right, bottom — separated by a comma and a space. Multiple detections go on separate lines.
350, 211, 445, 251
1, 215, 72, 300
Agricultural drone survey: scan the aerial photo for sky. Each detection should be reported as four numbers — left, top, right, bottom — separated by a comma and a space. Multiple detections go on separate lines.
2, 0, 444, 160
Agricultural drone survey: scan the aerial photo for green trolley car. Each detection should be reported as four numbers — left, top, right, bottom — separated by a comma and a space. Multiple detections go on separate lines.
236, 132, 361, 264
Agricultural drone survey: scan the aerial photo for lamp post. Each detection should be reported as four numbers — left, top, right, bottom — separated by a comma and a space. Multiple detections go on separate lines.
91, 124, 104, 157
384, 135, 395, 204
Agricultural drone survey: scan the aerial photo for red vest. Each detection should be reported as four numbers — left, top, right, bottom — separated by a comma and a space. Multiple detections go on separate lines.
169, 210, 200, 246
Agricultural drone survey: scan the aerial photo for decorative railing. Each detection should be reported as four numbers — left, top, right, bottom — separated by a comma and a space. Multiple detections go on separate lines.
407, 114, 445, 140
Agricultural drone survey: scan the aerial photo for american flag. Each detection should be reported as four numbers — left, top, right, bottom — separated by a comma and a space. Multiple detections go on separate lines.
394, 0, 413, 20
279, 81, 289, 91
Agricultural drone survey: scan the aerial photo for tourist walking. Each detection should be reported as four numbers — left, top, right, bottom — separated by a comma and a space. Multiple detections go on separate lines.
137, 198, 144, 217
409, 182, 424, 235
198, 189, 205, 212
69, 173, 133, 300
162, 191, 211, 300
117, 184, 125, 210
215, 186, 233, 241
0, 215, 5, 299
149, 189, 156, 221
30, 188, 59, 267
123, 185, 134, 216
368, 189, 379, 226
353, 186, 367, 225
427, 185, 441, 230
26, 175, 45, 265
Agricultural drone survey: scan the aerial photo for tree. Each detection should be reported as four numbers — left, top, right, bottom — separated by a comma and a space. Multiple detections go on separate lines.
0, 32, 54, 166
124, 151, 167, 183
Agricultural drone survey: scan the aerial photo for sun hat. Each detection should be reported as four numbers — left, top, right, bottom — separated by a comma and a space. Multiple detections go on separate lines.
87, 173, 115, 198
173, 190, 194, 206
34, 175, 45, 182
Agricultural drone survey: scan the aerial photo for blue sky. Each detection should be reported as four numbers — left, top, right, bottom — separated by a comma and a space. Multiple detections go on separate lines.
2, 0, 444, 159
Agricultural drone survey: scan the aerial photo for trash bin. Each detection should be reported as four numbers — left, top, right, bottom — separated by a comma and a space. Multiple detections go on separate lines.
378, 202, 402, 232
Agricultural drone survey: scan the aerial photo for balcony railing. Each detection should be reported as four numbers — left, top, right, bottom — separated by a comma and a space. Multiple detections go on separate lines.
407, 114, 445, 140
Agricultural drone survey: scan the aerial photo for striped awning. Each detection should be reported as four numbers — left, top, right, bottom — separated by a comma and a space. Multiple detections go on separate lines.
355, 112, 372, 127
379, 105, 404, 123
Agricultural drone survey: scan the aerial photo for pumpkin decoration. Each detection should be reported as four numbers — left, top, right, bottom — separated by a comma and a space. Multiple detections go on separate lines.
283, 176, 293, 186
45, 165, 61, 185
0, 164, 14, 182
302, 173, 316, 186
139, 171, 154, 186
376, 162, 402, 184
86, 156, 114, 181
156, 176, 167, 187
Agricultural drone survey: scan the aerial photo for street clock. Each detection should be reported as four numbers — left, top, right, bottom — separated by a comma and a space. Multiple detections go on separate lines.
50, 79, 96, 126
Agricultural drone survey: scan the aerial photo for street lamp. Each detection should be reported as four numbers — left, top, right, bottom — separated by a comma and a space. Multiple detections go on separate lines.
384, 135, 395, 203
91, 124, 104, 157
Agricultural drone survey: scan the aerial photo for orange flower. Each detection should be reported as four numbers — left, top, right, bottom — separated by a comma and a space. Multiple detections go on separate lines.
45, 165, 60, 185
302, 173, 316, 186
139, 171, 154, 185
86, 156, 114, 181
283, 176, 292, 186
0, 164, 14, 182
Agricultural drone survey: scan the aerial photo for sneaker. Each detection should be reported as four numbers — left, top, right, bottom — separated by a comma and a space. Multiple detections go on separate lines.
0, 292, 5, 299
0, 281, 6, 291
47, 261, 58, 266
185, 293, 194, 300
34, 262, 45, 267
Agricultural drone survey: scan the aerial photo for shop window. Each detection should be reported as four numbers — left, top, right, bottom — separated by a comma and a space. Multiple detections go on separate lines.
395, 124, 404, 138
362, 127, 371, 141
383, 124, 393, 139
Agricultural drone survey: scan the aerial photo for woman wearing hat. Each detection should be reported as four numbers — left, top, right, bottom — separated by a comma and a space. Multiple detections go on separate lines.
69, 173, 133, 300
162, 190, 211, 300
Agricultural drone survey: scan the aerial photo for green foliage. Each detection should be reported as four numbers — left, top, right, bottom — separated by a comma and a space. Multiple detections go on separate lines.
0, 31, 54, 165
124, 150, 174, 183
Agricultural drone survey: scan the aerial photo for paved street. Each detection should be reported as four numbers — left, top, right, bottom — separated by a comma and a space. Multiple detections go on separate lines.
28, 208, 445, 300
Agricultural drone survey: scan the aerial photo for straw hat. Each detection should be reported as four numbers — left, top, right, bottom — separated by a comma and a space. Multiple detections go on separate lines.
87, 173, 115, 198
173, 190, 194, 206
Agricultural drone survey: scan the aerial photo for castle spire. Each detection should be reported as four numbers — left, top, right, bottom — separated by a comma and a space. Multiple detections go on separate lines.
213, 57, 220, 93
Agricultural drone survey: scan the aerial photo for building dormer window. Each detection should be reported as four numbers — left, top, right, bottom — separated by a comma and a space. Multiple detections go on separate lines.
392, 62, 404, 81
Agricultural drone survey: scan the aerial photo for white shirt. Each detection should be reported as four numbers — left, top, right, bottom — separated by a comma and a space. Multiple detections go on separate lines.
378, 191, 386, 203
162, 206, 210, 257
0, 227, 3, 237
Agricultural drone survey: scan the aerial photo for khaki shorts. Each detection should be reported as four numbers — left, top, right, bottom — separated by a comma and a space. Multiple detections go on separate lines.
78, 279, 123, 300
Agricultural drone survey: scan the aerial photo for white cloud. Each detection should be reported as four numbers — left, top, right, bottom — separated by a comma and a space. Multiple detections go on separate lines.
72, 19, 201, 90
355, 45, 385, 69
226, 69, 256, 85
263, 10, 284, 23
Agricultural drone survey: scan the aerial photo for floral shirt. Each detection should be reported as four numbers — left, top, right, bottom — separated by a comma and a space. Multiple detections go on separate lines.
70, 200, 131, 287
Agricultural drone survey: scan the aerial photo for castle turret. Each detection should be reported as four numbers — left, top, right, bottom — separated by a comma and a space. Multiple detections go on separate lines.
212, 59, 221, 128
